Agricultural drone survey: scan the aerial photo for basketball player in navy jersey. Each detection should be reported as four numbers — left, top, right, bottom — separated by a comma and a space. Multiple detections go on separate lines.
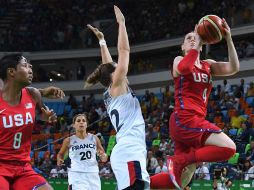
85, 6, 150, 190
57, 113, 107, 190
0, 54, 62, 190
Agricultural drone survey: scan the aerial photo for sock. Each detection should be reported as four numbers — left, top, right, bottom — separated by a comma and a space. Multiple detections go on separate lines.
194, 146, 236, 162
150, 173, 175, 189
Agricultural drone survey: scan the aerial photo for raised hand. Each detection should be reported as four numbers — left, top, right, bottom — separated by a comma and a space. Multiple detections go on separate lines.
194, 24, 204, 49
40, 86, 65, 99
114, 5, 125, 24
87, 24, 104, 40
222, 18, 231, 41
41, 106, 57, 123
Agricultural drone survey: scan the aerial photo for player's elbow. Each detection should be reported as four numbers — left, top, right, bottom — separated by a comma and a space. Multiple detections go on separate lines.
234, 64, 240, 73
231, 61, 240, 73
118, 48, 130, 54
230, 66, 240, 75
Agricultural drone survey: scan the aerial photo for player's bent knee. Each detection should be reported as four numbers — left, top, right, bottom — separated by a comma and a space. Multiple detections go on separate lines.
228, 141, 236, 150
224, 147, 236, 160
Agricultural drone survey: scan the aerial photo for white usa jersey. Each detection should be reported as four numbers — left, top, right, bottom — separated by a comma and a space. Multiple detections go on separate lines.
103, 87, 145, 142
68, 134, 98, 173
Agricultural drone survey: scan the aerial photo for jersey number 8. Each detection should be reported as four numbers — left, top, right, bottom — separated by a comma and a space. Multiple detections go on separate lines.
13, 132, 22, 149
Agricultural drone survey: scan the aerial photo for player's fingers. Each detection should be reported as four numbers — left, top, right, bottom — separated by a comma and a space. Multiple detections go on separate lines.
87, 24, 99, 33
194, 24, 199, 33
114, 5, 123, 18
222, 18, 229, 29
87, 24, 96, 33
49, 114, 57, 123
59, 90, 65, 99
87, 24, 94, 30
41, 107, 47, 113
114, 5, 120, 17
55, 89, 64, 99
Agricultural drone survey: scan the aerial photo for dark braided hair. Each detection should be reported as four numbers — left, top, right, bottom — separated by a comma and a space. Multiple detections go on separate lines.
0, 54, 26, 81
85, 62, 116, 87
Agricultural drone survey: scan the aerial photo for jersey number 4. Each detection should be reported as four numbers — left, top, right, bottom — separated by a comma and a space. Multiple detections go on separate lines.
203, 88, 208, 103
80, 151, 92, 160
110, 109, 123, 132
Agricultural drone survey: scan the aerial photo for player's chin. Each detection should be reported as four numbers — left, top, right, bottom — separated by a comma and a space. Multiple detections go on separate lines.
28, 77, 33, 83
21, 80, 32, 87
26, 80, 32, 85
79, 126, 85, 130
25, 77, 33, 84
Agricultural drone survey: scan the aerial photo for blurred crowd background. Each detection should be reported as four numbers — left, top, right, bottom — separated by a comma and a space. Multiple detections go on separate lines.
0, 0, 254, 187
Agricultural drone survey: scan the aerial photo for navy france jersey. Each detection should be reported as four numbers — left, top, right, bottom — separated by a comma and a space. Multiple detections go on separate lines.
68, 134, 98, 173
103, 87, 146, 142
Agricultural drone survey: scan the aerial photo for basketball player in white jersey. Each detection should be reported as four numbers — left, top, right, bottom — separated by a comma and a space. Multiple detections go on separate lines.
57, 113, 107, 190
85, 6, 150, 190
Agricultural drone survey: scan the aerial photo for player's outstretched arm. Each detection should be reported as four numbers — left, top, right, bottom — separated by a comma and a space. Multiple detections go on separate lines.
87, 24, 113, 64
208, 19, 240, 76
95, 136, 108, 162
38, 86, 65, 99
112, 5, 130, 87
57, 138, 70, 166
27, 87, 57, 123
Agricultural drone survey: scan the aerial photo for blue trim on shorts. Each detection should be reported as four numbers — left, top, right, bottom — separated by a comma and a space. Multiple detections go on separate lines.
178, 75, 184, 109
32, 182, 47, 190
174, 112, 222, 133
134, 161, 142, 180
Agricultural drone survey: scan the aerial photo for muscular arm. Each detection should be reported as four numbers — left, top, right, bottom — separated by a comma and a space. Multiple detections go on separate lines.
37, 86, 65, 99
87, 24, 113, 64
95, 136, 108, 162
207, 39, 240, 76
57, 138, 70, 166
111, 6, 130, 87
101, 44, 113, 64
27, 87, 46, 111
173, 50, 199, 77
208, 19, 239, 76
27, 87, 57, 122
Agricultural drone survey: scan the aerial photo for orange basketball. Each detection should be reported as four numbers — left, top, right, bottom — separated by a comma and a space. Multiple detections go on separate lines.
197, 15, 226, 44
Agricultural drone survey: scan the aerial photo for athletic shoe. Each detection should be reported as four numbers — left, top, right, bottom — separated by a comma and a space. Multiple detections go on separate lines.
166, 156, 185, 190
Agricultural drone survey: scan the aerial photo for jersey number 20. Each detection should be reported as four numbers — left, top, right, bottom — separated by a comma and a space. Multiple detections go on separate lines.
80, 151, 92, 160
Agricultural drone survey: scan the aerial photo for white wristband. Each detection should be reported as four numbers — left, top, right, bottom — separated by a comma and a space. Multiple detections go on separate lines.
99, 39, 106, 46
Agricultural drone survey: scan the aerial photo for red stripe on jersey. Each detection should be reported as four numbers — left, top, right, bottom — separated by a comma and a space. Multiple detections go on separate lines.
174, 60, 212, 117
128, 161, 136, 186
